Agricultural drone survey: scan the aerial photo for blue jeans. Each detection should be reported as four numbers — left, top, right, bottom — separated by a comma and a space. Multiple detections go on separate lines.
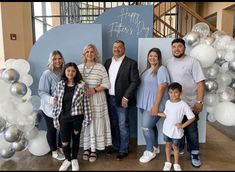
179, 115, 199, 154
140, 108, 160, 152
108, 96, 130, 153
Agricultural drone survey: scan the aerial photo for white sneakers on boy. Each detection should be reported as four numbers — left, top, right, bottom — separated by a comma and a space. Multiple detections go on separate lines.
52, 151, 65, 161
173, 163, 182, 171
163, 162, 172, 171
71, 159, 79, 171
59, 159, 71, 171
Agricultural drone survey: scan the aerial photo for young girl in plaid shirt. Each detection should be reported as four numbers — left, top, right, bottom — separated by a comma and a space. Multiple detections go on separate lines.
52, 62, 91, 171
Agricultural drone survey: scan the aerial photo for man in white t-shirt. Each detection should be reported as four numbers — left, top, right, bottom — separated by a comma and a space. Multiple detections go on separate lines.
167, 38, 205, 168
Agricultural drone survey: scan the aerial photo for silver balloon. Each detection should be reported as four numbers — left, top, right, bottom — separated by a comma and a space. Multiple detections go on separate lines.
228, 60, 235, 73
4, 125, 22, 142
205, 79, 218, 92
205, 93, 219, 106
230, 79, 235, 89
205, 64, 219, 79
0, 117, 6, 133
0, 147, 15, 159
10, 81, 27, 97
10, 137, 28, 151
216, 72, 232, 86
2, 68, 20, 83
184, 31, 200, 47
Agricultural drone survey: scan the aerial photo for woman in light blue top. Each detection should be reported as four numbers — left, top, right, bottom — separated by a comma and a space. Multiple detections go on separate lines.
38, 50, 65, 160
137, 48, 170, 163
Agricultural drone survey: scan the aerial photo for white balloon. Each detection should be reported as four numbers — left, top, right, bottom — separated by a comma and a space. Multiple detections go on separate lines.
19, 74, 33, 87
17, 101, 33, 116
213, 102, 235, 126
4, 59, 17, 69
0, 80, 11, 103
190, 44, 217, 68
11, 59, 30, 75
27, 130, 50, 156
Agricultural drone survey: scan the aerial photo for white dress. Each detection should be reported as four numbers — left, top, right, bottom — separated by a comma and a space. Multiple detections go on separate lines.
78, 63, 112, 152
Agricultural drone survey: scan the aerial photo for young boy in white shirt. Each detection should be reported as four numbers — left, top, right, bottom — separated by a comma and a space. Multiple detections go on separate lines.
158, 82, 195, 171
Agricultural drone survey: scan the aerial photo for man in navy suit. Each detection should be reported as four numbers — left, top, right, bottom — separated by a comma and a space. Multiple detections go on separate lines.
104, 40, 140, 160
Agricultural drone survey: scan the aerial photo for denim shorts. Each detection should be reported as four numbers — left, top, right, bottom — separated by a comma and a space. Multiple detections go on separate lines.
163, 134, 183, 148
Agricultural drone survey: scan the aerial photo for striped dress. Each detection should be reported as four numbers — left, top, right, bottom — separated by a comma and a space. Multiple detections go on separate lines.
78, 63, 112, 152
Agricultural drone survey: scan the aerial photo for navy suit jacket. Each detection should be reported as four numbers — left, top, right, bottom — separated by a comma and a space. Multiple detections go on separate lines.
104, 56, 140, 106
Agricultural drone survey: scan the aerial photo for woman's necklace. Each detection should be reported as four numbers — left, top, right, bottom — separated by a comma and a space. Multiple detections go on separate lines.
83, 63, 95, 78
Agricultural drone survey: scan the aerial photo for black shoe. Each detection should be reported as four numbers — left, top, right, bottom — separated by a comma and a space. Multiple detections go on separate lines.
106, 146, 118, 155
116, 152, 128, 160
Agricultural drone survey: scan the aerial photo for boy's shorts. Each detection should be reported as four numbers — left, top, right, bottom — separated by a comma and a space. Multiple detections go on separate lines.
163, 134, 183, 147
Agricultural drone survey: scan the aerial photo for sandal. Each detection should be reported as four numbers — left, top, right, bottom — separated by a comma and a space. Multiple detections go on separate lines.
89, 152, 97, 162
83, 150, 90, 161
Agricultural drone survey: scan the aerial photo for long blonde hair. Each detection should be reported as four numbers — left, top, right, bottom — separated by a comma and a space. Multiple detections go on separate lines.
47, 50, 65, 72
82, 44, 100, 63
142, 48, 162, 75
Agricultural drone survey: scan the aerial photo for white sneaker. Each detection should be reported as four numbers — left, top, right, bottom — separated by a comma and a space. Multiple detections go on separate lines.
139, 150, 156, 163
59, 159, 71, 171
52, 151, 65, 161
173, 163, 182, 171
71, 159, 79, 171
153, 146, 160, 154
163, 162, 172, 171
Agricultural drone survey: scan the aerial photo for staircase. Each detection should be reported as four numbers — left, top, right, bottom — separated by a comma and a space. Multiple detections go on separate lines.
153, 2, 217, 38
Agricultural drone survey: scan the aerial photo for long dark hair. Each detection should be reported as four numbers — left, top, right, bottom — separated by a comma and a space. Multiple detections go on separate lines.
61, 62, 83, 84
142, 48, 162, 75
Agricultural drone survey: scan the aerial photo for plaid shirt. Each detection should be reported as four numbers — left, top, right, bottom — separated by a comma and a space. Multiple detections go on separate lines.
52, 80, 91, 128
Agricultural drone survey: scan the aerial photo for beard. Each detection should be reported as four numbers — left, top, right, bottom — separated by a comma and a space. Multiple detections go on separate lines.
173, 52, 185, 58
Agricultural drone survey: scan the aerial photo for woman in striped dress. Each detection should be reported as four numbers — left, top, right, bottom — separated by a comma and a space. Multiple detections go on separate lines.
78, 44, 112, 162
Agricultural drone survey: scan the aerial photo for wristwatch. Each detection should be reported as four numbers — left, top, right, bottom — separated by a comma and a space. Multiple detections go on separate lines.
196, 100, 203, 104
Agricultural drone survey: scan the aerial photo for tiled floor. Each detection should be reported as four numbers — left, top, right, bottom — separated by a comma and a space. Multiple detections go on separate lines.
1, 123, 235, 171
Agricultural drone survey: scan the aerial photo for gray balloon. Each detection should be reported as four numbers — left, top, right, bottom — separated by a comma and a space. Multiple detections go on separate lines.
10, 137, 28, 151
10, 82, 27, 97
205, 79, 218, 92
228, 60, 235, 73
0, 117, 6, 133
184, 31, 200, 47
0, 147, 15, 159
4, 125, 22, 143
2, 68, 20, 83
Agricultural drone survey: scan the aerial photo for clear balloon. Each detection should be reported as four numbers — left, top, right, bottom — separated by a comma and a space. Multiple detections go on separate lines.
204, 93, 219, 106
224, 52, 235, 62
23, 127, 39, 140
10, 81, 27, 97
204, 64, 219, 79
213, 102, 235, 126
216, 72, 232, 87
192, 22, 210, 38
203, 36, 215, 45
225, 40, 235, 52
27, 130, 50, 156
217, 86, 234, 102
190, 44, 217, 68
207, 113, 216, 122
2, 68, 20, 84
211, 30, 226, 39
4, 59, 16, 69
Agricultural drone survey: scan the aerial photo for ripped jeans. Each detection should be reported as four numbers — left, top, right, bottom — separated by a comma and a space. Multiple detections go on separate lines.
140, 108, 161, 152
